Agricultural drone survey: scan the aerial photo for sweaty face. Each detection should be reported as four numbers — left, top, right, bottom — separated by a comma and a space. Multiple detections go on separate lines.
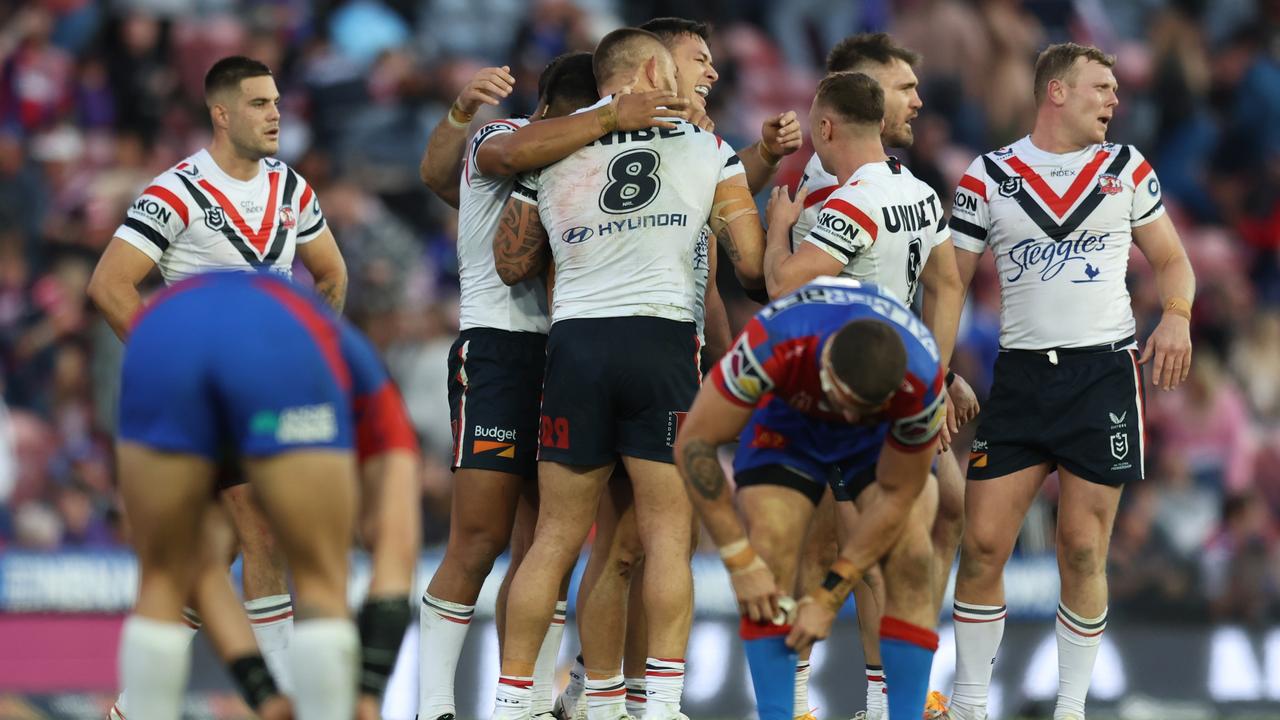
224, 75, 281, 160
667, 34, 718, 107
862, 59, 921, 149
1061, 58, 1118, 146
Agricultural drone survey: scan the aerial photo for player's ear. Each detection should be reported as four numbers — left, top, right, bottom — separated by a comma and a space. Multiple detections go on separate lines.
644, 55, 658, 89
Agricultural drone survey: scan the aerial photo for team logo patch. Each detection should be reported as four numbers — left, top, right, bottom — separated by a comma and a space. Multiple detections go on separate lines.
1110, 432, 1129, 460
279, 206, 296, 230
473, 439, 516, 458
204, 207, 227, 231
969, 451, 988, 468
665, 411, 689, 448
998, 177, 1022, 198
562, 226, 593, 244
751, 424, 788, 450
1147, 177, 1159, 196
1097, 174, 1123, 195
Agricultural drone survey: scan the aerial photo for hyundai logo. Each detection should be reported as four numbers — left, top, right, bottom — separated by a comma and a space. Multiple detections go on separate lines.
562, 226, 594, 244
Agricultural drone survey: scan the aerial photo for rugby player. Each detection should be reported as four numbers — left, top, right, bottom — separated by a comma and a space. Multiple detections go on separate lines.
945, 43, 1194, 720
90, 55, 347, 714
491, 27, 764, 720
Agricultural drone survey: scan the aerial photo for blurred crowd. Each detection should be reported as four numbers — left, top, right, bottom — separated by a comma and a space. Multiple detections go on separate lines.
0, 0, 1278, 624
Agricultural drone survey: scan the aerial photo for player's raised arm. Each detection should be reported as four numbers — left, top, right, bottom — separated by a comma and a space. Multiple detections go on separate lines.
737, 112, 804, 194
476, 91, 691, 177
492, 185, 549, 286
419, 65, 515, 208
708, 174, 765, 288
1132, 212, 1195, 390
88, 237, 160, 341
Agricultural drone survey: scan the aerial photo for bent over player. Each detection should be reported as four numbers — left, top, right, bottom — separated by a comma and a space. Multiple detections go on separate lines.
946, 43, 1195, 720
675, 278, 947, 720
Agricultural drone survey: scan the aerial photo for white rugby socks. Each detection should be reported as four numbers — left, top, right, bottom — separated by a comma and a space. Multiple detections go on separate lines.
1054, 603, 1107, 720
951, 600, 1007, 720
418, 591, 475, 718
531, 601, 568, 714
288, 618, 358, 720
118, 615, 193, 720
245, 594, 294, 694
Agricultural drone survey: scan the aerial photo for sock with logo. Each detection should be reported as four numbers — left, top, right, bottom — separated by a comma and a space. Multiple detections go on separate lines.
245, 594, 294, 694
625, 677, 646, 717
866, 664, 887, 718
644, 657, 686, 718
793, 659, 811, 717
1054, 603, 1107, 720
880, 617, 938, 720
584, 674, 627, 720
742, 618, 798, 720
951, 600, 1006, 720
419, 591, 475, 718
119, 615, 193, 720
113, 608, 201, 719
531, 601, 567, 714
493, 675, 533, 720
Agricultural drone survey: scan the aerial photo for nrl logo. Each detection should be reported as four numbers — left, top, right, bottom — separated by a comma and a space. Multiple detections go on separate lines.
1110, 432, 1129, 460
998, 178, 1022, 198
205, 207, 227, 231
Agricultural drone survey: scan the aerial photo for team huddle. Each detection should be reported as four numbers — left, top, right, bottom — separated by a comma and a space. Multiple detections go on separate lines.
92, 14, 1196, 720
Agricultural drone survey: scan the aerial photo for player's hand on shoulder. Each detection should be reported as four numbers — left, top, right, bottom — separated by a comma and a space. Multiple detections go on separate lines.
614, 89, 690, 130
786, 596, 836, 652
457, 65, 515, 115
729, 554, 782, 624
762, 111, 803, 159
685, 93, 715, 132
766, 184, 809, 231
1140, 313, 1192, 390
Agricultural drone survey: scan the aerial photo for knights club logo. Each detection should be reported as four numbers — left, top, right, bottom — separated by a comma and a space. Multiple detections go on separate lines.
998, 177, 1022, 198
279, 206, 296, 230
204, 207, 226, 231
1097, 174, 1123, 195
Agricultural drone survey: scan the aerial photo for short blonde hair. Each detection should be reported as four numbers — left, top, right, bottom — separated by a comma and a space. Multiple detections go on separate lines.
1034, 42, 1115, 105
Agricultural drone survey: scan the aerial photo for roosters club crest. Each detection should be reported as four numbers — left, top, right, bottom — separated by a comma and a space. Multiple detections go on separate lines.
279, 206, 296, 230
1098, 174, 1123, 195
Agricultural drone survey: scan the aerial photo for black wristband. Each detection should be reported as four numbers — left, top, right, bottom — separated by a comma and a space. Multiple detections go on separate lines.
821, 570, 845, 592
946, 370, 956, 387
359, 595, 412, 697
227, 654, 279, 710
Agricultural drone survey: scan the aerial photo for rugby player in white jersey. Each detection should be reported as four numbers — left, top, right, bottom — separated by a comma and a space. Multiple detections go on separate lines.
944, 43, 1194, 720
491, 27, 764, 720
773, 33, 973, 719
88, 55, 348, 717
416, 54, 692, 720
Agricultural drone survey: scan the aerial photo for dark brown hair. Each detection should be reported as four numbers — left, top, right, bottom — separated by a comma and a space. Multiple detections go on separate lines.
815, 72, 885, 126
829, 319, 908, 405
827, 33, 919, 73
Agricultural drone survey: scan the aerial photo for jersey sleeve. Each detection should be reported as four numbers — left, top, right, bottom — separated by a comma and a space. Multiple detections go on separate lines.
714, 135, 746, 184
511, 169, 540, 206
340, 323, 420, 461
799, 186, 878, 264
885, 366, 946, 452
949, 157, 991, 253
709, 316, 776, 407
926, 191, 951, 248
114, 176, 189, 262
295, 177, 327, 243
1127, 146, 1165, 228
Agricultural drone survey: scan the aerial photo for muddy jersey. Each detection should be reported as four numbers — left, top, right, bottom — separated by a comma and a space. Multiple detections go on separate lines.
949, 136, 1164, 349
512, 95, 744, 324
114, 149, 325, 284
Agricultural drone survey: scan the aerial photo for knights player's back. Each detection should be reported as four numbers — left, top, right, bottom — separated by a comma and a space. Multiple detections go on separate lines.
511, 96, 743, 323
116, 148, 325, 285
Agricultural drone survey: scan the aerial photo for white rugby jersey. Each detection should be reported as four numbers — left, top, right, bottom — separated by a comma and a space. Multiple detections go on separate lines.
458, 117, 549, 334
793, 153, 839, 244
793, 157, 948, 304
692, 226, 710, 341
114, 149, 325, 284
949, 136, 1165, 350
512, 96, 744, 324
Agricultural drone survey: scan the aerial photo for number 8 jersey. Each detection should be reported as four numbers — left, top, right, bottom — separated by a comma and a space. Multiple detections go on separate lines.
792, 156, 949, 304
511, 95, 744, 323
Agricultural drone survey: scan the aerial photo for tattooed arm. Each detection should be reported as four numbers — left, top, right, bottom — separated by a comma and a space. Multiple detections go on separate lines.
708, 175, 764, 289
296, 227, 348, 313
493, 195, 550, 286
673, 384, 756, 548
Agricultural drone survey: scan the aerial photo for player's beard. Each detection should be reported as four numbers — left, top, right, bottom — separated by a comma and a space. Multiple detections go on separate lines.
884, 119, 914, 150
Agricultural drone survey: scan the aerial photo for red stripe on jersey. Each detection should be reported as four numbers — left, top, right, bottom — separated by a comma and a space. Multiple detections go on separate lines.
354, 381, 421, 461
143, 185, 190, 226
1132, 159, 1152, 184
824, 198, 878, 242
1005, 150, 1109, 218
198, 171, 281, 255
957, 174, 986, 201
803, 184, 838, 208
299, 184, 314, 213
252, 277, 351, 392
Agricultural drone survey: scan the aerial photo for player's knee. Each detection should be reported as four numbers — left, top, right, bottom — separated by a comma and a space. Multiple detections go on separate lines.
1058, 533, 1104, 579
958, 529, 1011, 578
748, 522, 800, 580
448, 526, 510, 577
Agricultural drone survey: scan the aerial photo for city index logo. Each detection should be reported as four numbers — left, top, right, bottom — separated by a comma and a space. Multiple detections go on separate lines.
472, 425, 517, 458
